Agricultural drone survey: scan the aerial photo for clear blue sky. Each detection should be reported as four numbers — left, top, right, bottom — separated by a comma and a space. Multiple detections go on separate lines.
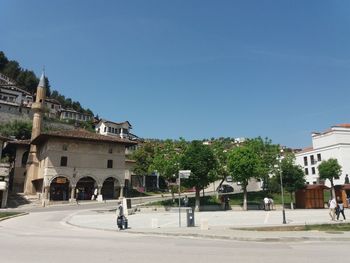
1, 0, 350, 148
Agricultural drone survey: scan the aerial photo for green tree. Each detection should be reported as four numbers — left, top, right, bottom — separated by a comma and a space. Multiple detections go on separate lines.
246, 137, 279, 192
278, 153, 305, 208
180, 140, 217, 211
318, 158, 342, 198
131, 141, 156, 190
0, 51, 9, 71
210, 138, 235, 189
227, 144, 263, 210
149, 139, 186, 200
0, 120, 32, 140
3, 60, 21, 80
16, 70, 38, 95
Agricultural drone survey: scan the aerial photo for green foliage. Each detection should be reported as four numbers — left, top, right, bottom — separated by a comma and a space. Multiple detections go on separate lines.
180, 140, 217, 192
149, 139, 186, 181
131, 141, 157, 176
280, 154, 305, 194
227, 145, 262, 189
318, 158, 342, 183
0, 120, 32, 139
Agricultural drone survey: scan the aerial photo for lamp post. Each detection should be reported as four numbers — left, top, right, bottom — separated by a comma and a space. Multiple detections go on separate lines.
178, 170, 191, 227
278, 150, 287, 224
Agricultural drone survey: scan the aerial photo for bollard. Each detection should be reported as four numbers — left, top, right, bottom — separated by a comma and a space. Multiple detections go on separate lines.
200, 219, 209, 230
151, 218, 158, 228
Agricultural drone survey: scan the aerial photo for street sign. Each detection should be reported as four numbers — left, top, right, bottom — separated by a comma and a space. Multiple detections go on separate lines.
179, 170, 191, 179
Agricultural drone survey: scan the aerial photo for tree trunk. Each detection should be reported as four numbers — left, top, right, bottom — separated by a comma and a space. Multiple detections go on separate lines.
331, 179, 336, 199
290, 192, 294, 210
243, 187, 248, 211
195, 188, 200, 212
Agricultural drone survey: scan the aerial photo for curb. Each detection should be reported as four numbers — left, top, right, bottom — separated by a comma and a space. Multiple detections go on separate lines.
64, 218, 350, 242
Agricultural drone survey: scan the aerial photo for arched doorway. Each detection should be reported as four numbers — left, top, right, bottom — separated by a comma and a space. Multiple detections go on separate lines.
76, 176, 96, 200
50, 176, 70, 201
101, 177, 119, 199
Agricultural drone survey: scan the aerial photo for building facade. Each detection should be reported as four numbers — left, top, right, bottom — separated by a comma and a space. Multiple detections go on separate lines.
295, 124, 350, 187
60, 109, 92, 122
28, 130, 137, 203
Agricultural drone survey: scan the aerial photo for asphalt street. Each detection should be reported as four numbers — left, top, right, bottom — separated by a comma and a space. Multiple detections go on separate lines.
1, 205, 350, 263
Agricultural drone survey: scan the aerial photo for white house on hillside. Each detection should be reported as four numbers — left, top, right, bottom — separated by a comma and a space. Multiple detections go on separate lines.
95, 119, 136, 140
295, 124, 350, 187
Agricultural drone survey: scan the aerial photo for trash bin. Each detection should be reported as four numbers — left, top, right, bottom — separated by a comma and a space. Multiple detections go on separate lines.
186, 208, 195, 227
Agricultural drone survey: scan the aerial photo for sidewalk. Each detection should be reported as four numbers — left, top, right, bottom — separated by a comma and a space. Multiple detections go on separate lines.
66, 208, 350, 242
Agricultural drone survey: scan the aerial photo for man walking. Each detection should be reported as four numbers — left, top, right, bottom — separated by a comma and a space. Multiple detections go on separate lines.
336, 196, 346, 221
329, 197, 337, 221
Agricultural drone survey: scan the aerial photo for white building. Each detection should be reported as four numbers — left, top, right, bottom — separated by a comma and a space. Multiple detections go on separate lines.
295, 124, 350, 187
95, 119, 136, 140
60, 108, 92, 122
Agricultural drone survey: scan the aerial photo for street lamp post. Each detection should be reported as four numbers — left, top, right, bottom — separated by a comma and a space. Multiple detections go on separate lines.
278, 151, 287, 224
178, 170, 191, 227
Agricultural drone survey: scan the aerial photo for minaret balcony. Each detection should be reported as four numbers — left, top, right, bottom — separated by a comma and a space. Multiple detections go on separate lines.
31, 102, 44, 111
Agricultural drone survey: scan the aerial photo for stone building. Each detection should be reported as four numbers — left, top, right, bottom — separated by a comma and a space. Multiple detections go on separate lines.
23, 73, 137, 204
28, 129, 137, 204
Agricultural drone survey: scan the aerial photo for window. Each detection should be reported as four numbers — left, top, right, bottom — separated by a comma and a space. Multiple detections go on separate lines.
107, 160, 113, 168
104, 127, 106, 132
108, 147, 113, 154
303, 156, 308, 166
304, 168, 309, 175
62, 144, 68, 151
60, 156, 68, 167
317, 153, 322, 162
21, 151, 29, 167
108, 127, 111, 133
313, 181, 317, 185
310, 155, 315, 165
311, 167, 316, 174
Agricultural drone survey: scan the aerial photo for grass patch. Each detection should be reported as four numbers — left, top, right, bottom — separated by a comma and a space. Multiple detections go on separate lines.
145, 191, 295, 207
235, 222, 350, 232
0, 212, 21, 219
305, 223, 350, 232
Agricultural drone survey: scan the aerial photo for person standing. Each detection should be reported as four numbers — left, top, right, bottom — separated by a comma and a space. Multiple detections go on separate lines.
94, 188, 98, 200
336, 196, 346, 221
329, 197, 337, 221
183, 195, 189, 207
264, 197, 270, 211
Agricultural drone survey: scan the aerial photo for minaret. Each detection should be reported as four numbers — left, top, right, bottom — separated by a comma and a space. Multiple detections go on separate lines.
24, 73, 46, 195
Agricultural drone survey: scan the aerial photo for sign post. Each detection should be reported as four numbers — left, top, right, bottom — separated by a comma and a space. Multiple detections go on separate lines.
178, 170, 191, 227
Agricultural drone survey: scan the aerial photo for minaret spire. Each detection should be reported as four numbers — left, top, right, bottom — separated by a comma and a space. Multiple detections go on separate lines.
24, 70, 47, 195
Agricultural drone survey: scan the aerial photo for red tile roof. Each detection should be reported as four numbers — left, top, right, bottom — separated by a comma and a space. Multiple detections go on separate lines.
31, 129, 138, 146
333, 123, 350, 128
297, 146, 314, 154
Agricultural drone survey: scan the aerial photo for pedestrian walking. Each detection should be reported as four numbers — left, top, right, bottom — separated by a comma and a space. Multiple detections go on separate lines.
264, 197, 270, 211
329, 197, 337, 221
269, 198, 274, 210
183, 195, 189, 207
336, 196, 346, 221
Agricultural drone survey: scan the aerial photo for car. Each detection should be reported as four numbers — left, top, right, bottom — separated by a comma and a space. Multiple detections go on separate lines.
217, 184, 234, 193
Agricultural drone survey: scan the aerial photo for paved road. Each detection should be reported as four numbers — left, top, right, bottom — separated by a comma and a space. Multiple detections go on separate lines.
1, 207, 350, 263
